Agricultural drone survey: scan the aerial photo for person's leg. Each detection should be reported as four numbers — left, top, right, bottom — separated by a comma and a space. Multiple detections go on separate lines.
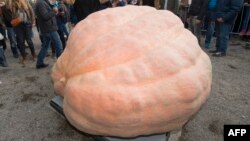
15, 24, 27, 64
209, 22, 220, 53
50, 41, 56, 57
189, 16, 195, 34
57, 25, 66, 49
37, 33, 51, 67
205, 21, 215, 49
24, 24, 36, 60
0, 46, 8, 67
0, 27, 6, 50
216, 23, 232, 54
62, 24, 69, 37
2, 39, 7, 51
7, 27, 19, 58
193, 17, 201, 45
50, 31, 63, 58
213, 23, 232, 56
240, 7, 250, 35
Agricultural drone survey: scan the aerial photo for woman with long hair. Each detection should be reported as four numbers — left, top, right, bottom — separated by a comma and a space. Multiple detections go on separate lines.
6, 0, 35, 65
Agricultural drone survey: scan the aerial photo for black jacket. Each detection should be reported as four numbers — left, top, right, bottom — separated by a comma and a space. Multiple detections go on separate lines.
1, 6, 13, 27
35, 0, 58, 34
73, 0, 100, 23
188, 0, 210, 20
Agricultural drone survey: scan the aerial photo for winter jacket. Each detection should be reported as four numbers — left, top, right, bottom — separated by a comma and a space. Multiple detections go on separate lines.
35, 0, 58, 34
188, 0, 210, 20
1, 6, 12, 27
215, 0, 244, 24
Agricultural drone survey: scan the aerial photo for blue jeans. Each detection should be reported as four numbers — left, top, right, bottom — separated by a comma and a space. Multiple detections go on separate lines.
6, 27, 19, 56
205, 22, 215, 49
215, 22, 232, 53
14, 23, 35, 57
37, 31, 63, 65
58, 24, 69, 37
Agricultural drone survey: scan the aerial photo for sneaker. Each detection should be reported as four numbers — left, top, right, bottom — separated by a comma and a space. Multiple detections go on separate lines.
212, 52, 226, 57
209, 50, 218, 53
36, 63, 49, 69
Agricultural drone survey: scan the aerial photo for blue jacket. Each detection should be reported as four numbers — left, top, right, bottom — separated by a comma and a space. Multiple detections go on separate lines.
216, 0, 243, 24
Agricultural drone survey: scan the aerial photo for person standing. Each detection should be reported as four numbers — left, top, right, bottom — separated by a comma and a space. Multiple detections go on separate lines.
187, 0, 209, 45
1, 1, 19, 58
204, 0, 218, 49
35, 0, 63, 69
210, 0, 244, 57
56, 0, 69, 49
179, 0, 190, 28
6, 0, 36, 65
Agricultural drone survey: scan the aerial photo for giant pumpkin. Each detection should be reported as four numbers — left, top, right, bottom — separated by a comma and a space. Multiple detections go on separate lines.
51, 6, 212, 137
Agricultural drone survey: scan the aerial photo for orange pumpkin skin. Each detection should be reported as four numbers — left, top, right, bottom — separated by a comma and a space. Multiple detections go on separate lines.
51, 6, 212, 137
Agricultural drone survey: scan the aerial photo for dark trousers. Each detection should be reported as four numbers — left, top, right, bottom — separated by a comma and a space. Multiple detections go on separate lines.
14, 23, 35, 58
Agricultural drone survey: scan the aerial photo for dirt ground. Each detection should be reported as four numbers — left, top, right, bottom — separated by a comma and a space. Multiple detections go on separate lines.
0, 29, 249, 141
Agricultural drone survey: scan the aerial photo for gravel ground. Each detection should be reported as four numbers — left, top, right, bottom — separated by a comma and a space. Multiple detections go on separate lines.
0, 29, 249, 141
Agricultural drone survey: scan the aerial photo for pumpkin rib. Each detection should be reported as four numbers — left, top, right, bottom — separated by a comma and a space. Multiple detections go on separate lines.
63, 37, 202, 89
63, 9, 183, 78
56, 35, 199, 95
65, 24, 185, 82
63, 7, 157, 70
63, 81, 202, 136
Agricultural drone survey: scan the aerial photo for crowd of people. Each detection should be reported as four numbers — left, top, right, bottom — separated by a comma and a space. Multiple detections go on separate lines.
0, 0, 249, 68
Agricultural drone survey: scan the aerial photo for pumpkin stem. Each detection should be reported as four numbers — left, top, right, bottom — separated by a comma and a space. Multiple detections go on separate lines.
60, 77, 66, 85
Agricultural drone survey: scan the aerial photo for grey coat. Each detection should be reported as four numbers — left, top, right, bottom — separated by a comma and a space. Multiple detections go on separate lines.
35, 0, 58, 34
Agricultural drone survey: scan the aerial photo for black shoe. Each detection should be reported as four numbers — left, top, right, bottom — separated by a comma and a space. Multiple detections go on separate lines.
212, 52, 226, 57
36, 63, 49, 69
209, 50, 218, 53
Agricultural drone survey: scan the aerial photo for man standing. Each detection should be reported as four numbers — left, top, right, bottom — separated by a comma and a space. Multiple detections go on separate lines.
187, 0, 209, 45
210, 0, 243, 57
204, 0, 218, 49
35, 0, 63, 69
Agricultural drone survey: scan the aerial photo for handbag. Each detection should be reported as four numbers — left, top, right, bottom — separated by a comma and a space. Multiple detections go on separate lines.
11, 16, 22, 27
